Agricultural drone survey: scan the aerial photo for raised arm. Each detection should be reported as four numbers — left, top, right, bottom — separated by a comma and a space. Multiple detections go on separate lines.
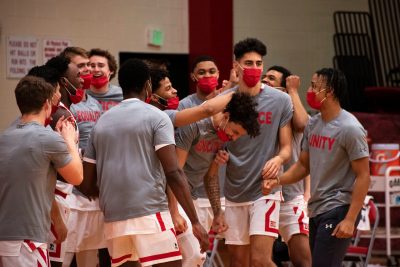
286, 75, 309, 132
174, 91, 234, 127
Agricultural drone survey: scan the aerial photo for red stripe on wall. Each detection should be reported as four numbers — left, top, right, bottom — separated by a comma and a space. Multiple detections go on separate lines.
189, 0, 233, 94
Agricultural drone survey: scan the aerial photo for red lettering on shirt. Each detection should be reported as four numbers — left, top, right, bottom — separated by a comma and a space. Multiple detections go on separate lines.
309, 134, 336, 151
75, 110, 101, 123
195, 139, 223, 153
258, 111, 272, 124
99, 100, 119, 111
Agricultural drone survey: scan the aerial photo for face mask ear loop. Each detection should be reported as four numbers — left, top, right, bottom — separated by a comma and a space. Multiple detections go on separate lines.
153, 94, 168, 107
218, 117, 228, 131
62, 77, 77, 95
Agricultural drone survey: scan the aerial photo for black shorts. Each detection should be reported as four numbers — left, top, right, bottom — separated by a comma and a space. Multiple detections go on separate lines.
309, 205, 360, 267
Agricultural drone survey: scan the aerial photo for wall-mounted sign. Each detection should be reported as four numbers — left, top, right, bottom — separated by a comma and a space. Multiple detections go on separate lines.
147, 28, 164, 47
43, 39, 72, 63
6, 36, 39, 79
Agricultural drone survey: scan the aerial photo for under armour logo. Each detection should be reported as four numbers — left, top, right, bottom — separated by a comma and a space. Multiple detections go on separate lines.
325, 224, 333, 229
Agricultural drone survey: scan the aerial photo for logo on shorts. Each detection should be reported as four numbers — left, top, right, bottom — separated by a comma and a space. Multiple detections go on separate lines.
270, 221, 277, 229
325, 224, 333, 229
174, 242, 178, 250
49, 243, 55, 252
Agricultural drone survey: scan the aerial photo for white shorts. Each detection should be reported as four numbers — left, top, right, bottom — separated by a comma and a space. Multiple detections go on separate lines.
279, 196, 309, 242
224, 198, 280, 245
193, 197, 225, 232
65, 209, 107, 252
48, 191, 70, 262
0, 240, 49, 267
105, 211, 182, 267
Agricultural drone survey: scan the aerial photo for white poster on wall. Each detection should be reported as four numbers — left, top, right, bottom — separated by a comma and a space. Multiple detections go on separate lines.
6, 36, 39, 79
43, 39, 72, 63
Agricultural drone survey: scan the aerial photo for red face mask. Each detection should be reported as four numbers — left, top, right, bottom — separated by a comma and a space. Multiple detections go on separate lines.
153, 94, 180, 110
69, 89, 84, 104
217, 129, 230, 142
63, 77, 84, 104
242, 67, 262, 88
197, 77, 218, 94
216, 120, 230, 142
91, 75, 109, 89
167, 96, 180, 110
306, 89, 326, 110
80, 73, 93, 89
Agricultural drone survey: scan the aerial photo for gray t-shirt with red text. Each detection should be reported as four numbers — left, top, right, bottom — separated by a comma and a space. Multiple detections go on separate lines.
224, 85, 293, 203
175, 118, 224, 199
87, 84, 123, 112
302, 109, 369, 217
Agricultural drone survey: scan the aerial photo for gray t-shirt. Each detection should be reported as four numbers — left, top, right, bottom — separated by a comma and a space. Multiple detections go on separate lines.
0, 122, 71, 243
163, 109, 177, 125
177, 93, 212, 136
84, 98, 175, 222
177, 93, 226, 198
282, 131, 305, 201
70, 94, 102, 150
224, 85, 293, 202
302, 109, 369, 217
175, 119, 225, 199
178, 93, 203, 111
87, 84, 123, 112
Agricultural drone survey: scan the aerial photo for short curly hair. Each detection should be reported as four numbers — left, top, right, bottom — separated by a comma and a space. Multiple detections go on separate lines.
45, 55, 70, 77
28, 65, 61, 87
89, 48, 118, 81
267, 65, 292, 88
191, 55, 217, 72
149, 67, 170, 93
234, 38, 267, 60
225, 92, 260, 138
118, 58, 150, 97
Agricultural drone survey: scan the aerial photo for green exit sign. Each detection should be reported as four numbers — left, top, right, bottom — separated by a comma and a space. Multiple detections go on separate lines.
148, 28, 164, 47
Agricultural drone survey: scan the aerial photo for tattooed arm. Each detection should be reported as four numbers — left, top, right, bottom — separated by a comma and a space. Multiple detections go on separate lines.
204, 161, 222, 216
204, 150, 229, 233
